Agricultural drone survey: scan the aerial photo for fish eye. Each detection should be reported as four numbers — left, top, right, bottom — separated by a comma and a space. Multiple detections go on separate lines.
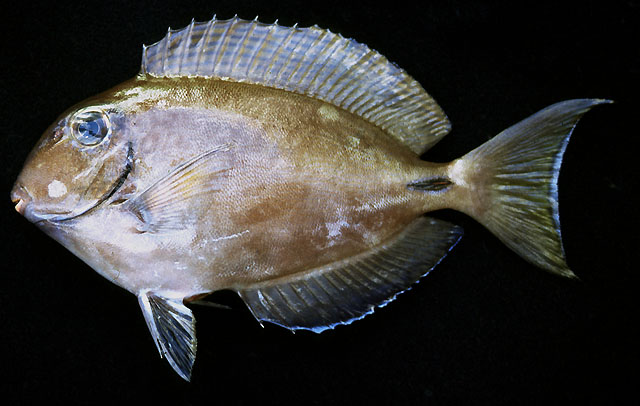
70, 108, 111, 146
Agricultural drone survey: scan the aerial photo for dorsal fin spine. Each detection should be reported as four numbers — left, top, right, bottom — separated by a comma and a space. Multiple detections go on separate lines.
342, 52, 377, 104
348, 67, 381, 112
141, 44, 148, 74
227, 19, 253, 77
248, 24, 275, 82
284, 30, 318, 90
329, 55, 361, 103
285, 29, 314, 91
305, 33, 342, 96
336, 50, 377, 106
262, 25, 283, 80
222, 16, 248, 76
361, 92, 392, 120
258, 24, 286, 85
273, 27, 305, 87
329, 44, 368, 101
238, 21, 260, 78
351, 81, 380, 114
252, 24, 278, 83
266, 26, 297, 86
294, 30, 328, 89
195, 18, 215, 75
294, 29, 329, 93
211, 22, 232, 77
321, 41, 352, 97
161, 28, 171, 74
177, 20, 195, 73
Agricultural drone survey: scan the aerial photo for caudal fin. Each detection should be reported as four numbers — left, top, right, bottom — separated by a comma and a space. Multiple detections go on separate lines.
450, 99, 610, 278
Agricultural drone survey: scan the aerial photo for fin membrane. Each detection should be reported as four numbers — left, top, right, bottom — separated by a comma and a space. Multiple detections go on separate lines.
237, 217, 463, 333
126, 144, 232, 232
459, 99, 611, 277
141, 16, 451, 154
138, 292, 197, 381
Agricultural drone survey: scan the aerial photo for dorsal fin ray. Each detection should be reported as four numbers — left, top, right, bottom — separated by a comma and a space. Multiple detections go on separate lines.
141, 16, 451, 154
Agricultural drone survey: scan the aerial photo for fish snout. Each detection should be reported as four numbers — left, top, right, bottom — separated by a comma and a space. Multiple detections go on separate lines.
11, 183, 31, 216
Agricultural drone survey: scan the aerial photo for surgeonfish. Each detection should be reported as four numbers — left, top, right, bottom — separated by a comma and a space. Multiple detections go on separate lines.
10, 16, 609, 381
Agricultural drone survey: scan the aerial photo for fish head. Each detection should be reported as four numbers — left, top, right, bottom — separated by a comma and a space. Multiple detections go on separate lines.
11, 101, 133, 227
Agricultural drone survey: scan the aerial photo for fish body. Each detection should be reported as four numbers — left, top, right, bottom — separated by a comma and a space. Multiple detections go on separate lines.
10, 17, 608, 381
24, 76, 440, 293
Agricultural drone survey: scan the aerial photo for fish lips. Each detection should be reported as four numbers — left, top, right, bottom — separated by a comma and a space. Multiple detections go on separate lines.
11, 183, 93, 226
12, 183, 122, 227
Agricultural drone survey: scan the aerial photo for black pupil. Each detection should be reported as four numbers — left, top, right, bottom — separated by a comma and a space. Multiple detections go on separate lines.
74, 111, 108, 145
78, 120, 101, 138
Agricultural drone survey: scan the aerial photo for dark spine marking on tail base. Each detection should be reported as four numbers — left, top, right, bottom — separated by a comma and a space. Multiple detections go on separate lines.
407, 177, 453, 192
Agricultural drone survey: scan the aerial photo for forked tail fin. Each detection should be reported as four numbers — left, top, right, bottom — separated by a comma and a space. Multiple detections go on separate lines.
448, 99, 611, 277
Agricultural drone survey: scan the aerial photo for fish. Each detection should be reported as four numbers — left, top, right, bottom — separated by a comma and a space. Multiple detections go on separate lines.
10, 15, 609, 381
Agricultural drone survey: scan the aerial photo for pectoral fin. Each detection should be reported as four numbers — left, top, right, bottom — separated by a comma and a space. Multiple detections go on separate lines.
138, 292, 197, 381
126, 144, 233, 232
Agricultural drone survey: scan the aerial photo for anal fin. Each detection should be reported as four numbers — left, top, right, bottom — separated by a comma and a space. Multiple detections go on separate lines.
138, 292, 197, 381
237, 217, 463, 333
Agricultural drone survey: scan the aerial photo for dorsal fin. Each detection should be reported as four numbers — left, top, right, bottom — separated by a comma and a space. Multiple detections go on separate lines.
141, 16, 451, 154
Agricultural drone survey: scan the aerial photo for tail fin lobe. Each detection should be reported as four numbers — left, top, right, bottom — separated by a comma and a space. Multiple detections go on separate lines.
453, 99, 611, 277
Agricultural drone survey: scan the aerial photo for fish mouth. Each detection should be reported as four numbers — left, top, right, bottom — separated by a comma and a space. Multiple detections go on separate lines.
10, 185, 63, 224
18, 143, 134, 226
11, 184, 31, 215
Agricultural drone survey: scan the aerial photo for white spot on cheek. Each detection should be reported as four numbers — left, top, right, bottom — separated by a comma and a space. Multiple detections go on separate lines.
48, 180, 68, 198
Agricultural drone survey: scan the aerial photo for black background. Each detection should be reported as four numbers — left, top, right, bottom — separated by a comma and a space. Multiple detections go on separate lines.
1, 1, 637, 404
